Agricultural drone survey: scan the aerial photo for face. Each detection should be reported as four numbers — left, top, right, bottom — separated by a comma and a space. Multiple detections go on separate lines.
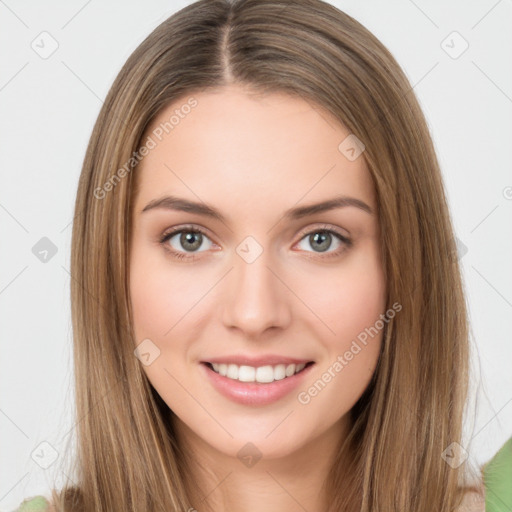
129, 84, 386, 463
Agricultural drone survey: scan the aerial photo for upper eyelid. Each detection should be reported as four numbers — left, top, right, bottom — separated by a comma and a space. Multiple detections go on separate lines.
162, 223, 349, 241
161, 224, 215, 243
296, 223, 349, 238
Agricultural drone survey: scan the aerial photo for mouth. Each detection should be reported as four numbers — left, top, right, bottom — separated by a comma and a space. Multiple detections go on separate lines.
200, 360, 316, 406
201, 361, 315, 384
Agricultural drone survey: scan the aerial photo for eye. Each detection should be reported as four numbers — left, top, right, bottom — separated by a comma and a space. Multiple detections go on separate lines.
294, 224, 352, 259
159, 223, 352, 262
159, 225, 214, 260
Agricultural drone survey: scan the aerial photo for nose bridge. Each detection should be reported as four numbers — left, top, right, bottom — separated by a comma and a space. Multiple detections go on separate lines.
221, 244, 290, 335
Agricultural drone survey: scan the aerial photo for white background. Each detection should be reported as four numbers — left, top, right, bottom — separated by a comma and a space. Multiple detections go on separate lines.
1, 0, 511, 509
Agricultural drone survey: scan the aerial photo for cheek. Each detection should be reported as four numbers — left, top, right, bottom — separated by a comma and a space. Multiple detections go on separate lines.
332, 270, 386, 343
129, 247, 205, 342
129, 249, 202, 409
296, 251, 386, 415
297, 239, 386, 344
130, 271, 170, 342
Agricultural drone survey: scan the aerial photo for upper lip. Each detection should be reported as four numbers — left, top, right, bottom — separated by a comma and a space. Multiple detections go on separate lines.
202, 355, 315, 367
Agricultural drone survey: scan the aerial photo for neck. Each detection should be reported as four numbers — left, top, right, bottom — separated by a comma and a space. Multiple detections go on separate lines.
172, 413, 353, 512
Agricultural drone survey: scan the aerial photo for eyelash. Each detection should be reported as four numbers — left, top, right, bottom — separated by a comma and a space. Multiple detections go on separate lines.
158, 224, 352, 261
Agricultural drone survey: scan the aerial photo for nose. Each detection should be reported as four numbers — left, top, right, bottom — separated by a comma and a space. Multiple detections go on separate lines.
221, 250, 292, 337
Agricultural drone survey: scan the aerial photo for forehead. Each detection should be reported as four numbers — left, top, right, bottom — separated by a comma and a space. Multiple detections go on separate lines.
134, 86, 376, 216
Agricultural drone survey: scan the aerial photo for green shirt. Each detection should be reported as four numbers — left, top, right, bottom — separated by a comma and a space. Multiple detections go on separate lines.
15, 496, 51, 511
484, 436, 512, 511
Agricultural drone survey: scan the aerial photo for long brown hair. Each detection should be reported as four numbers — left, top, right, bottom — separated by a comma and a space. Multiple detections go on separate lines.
50, 0, 483, 510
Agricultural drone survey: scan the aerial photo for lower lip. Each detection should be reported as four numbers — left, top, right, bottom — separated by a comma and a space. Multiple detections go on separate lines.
200, 362, 315, 406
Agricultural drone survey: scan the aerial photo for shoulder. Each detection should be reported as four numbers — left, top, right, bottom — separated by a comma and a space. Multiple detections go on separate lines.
15, 495, 54, 512
456, 487, 485, 512
482, 435, 512, 511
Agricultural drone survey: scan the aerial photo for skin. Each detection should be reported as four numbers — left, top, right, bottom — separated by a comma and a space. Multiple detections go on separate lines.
129, 84, 387, 512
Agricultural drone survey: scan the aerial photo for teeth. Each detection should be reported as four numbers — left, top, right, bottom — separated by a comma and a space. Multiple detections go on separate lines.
226, 364, 238, 379
210, 362, 308, 383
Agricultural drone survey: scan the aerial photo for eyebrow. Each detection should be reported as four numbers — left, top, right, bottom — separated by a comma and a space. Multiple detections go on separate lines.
141, 194, 374, 221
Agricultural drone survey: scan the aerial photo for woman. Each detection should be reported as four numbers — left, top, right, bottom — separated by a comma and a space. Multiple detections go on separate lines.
16, 0, 500, 510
